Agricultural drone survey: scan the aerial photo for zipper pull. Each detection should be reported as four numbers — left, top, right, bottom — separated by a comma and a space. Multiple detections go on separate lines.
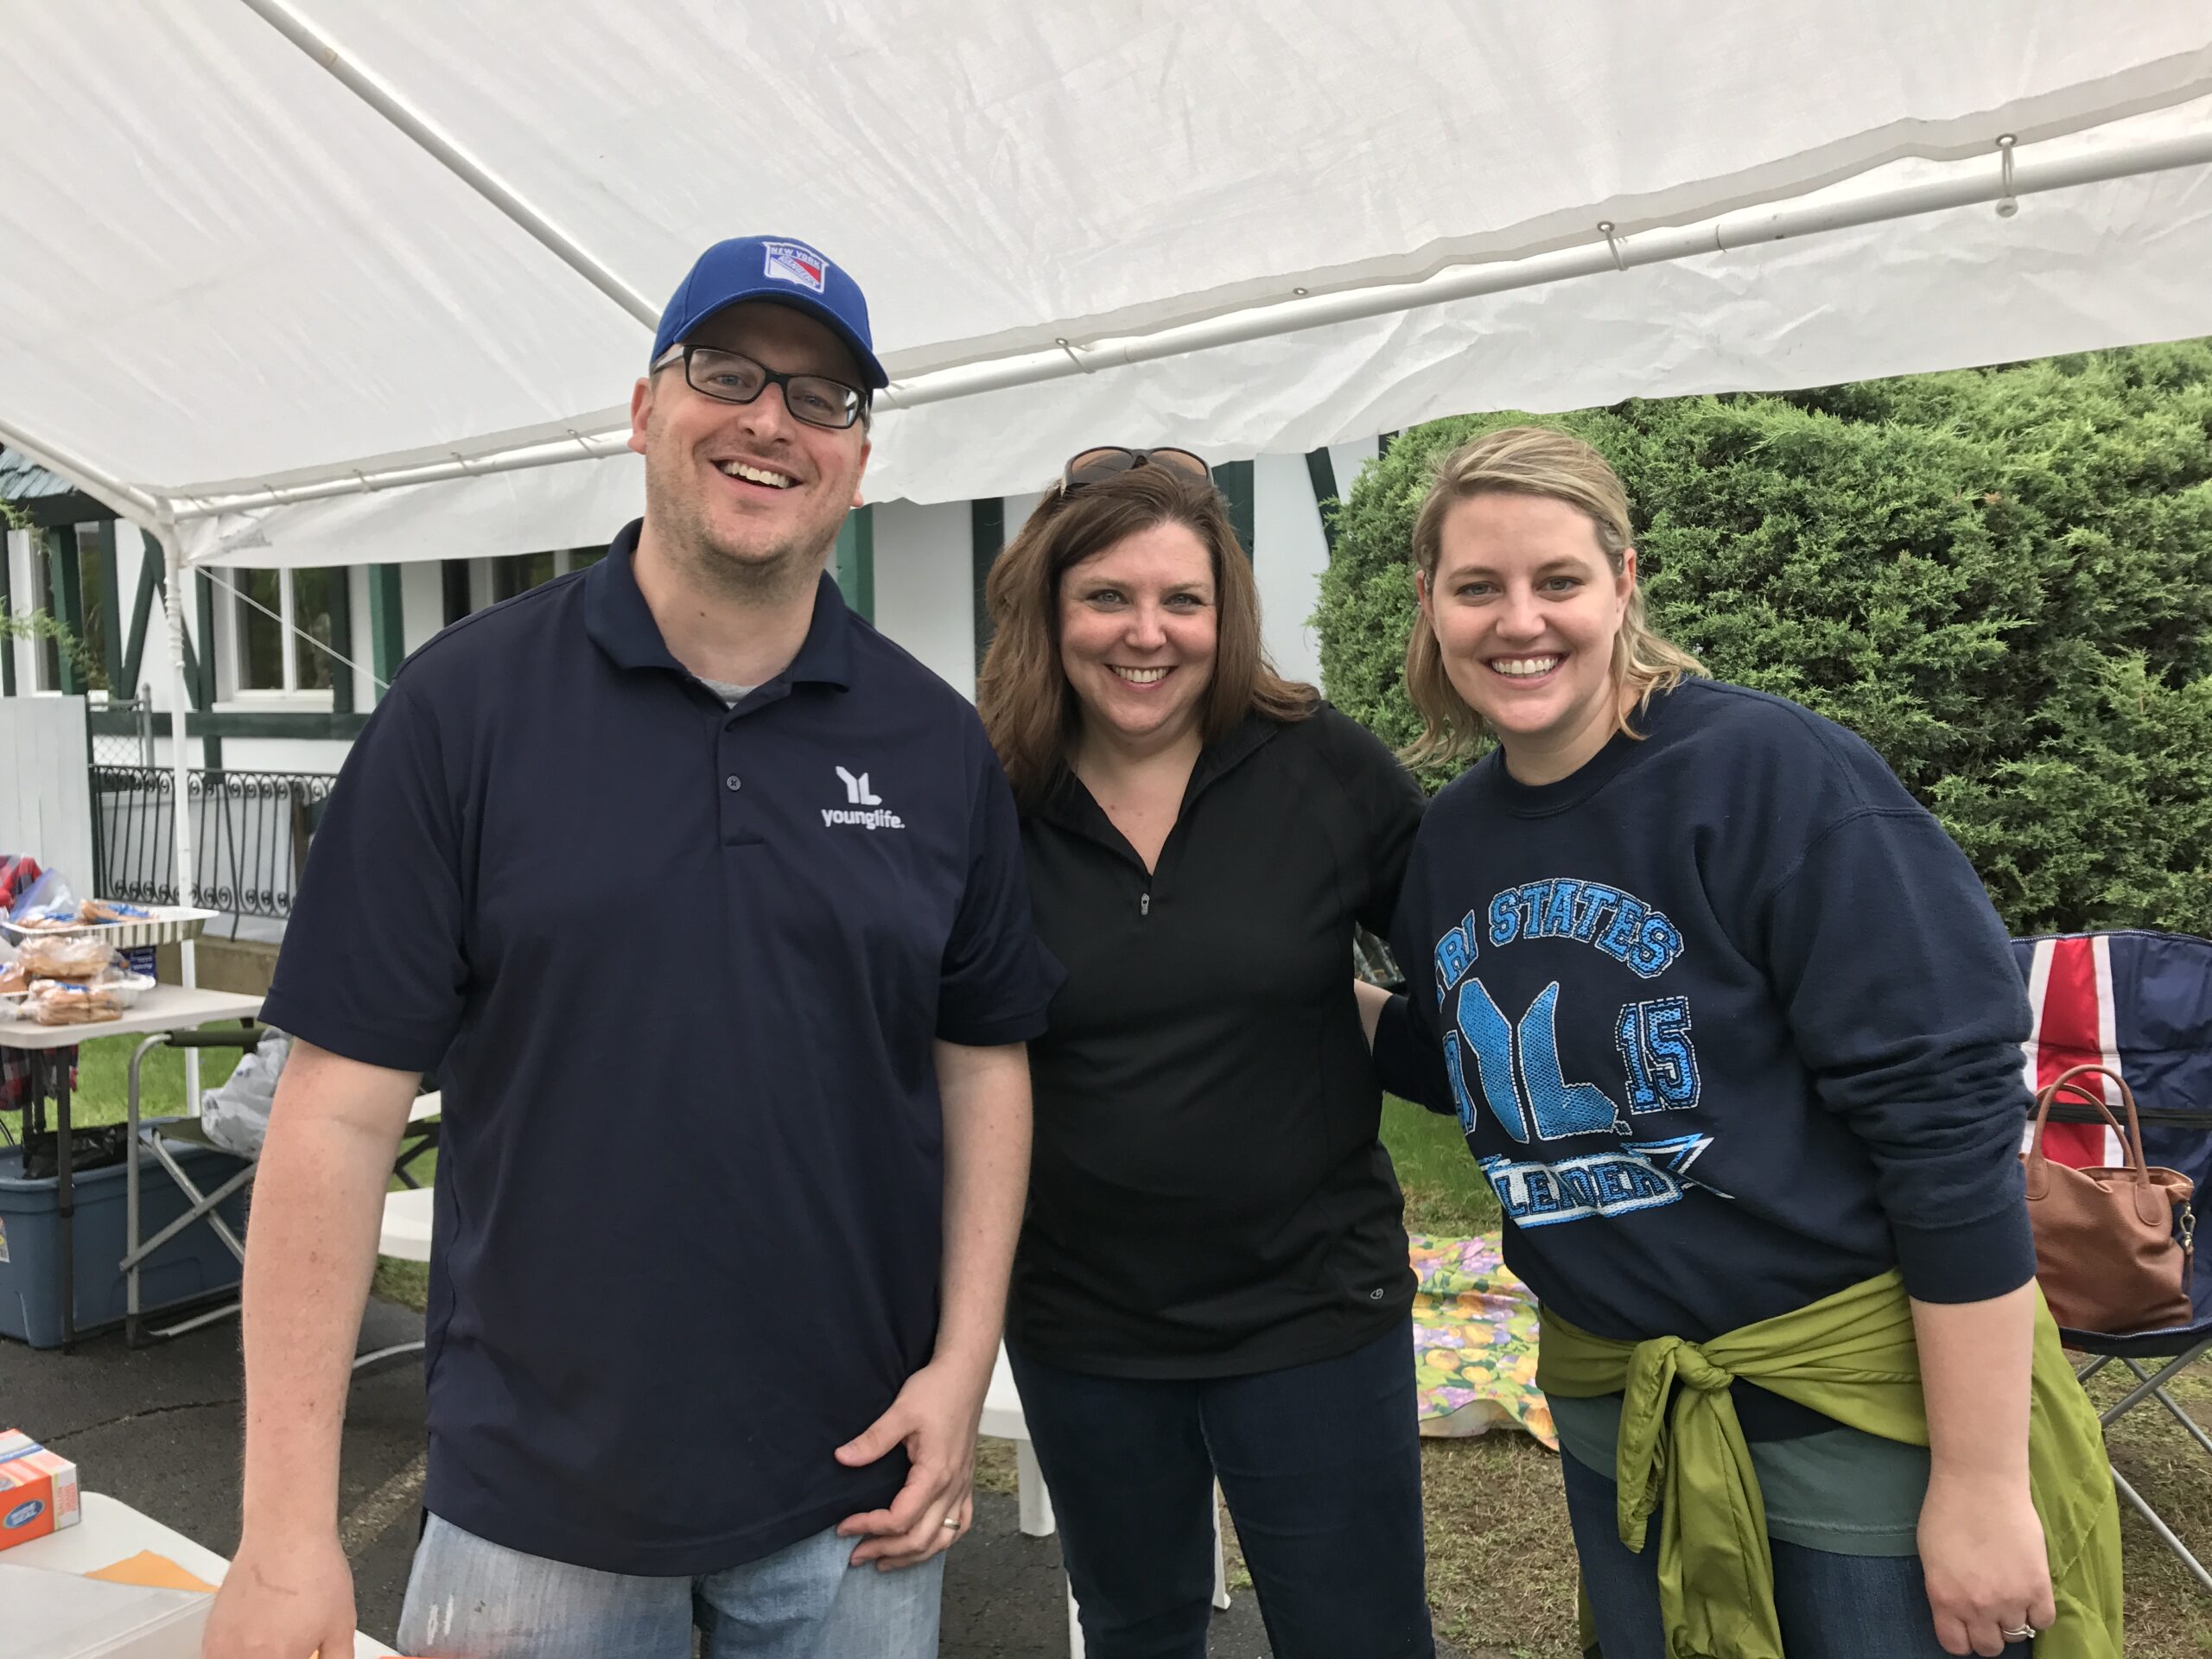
1140, 892, 1151, 918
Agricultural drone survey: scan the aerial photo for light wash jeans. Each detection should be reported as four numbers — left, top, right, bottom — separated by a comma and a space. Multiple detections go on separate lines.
396, 1511, 944, 1658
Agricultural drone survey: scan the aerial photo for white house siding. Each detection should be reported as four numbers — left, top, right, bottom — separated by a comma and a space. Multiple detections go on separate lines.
868, 499, 974, 697
1252, 452, 1329, 690
15, 436, 1401, 773
400, 561, 444, 657
208, 736, 357, 773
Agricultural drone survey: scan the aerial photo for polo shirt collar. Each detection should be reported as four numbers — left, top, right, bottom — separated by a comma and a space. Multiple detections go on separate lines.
585, 518, 855, 690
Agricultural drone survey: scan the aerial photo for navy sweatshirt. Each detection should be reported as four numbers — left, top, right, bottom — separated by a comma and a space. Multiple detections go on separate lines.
1376, 677, 2035, 1432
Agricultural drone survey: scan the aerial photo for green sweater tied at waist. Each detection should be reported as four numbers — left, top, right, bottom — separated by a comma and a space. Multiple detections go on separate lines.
1535, 1270, 2121, 1659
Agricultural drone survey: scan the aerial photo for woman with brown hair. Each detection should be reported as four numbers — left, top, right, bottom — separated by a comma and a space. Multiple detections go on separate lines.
978, 447, 1435, 1659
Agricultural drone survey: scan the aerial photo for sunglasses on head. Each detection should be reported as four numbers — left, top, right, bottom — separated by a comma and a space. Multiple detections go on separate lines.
1059, 445, 1213, 495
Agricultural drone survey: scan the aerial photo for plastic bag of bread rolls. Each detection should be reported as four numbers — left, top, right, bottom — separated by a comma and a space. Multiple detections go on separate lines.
23, 978, 125, 1026
16, 934, 119, 981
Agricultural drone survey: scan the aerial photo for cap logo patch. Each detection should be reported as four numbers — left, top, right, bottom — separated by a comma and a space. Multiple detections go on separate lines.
763, 242, 827, 293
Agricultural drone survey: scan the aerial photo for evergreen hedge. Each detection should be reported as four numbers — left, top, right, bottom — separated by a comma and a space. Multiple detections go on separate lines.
1313, 343, 2212, 938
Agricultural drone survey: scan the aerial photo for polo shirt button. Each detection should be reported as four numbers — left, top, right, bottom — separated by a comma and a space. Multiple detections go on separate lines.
725, 774, 742, 791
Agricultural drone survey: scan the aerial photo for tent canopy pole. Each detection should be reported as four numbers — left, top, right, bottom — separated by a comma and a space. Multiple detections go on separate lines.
0, 419, 203, 1079
237, 0, 658, 332
162, 119, 2212, 527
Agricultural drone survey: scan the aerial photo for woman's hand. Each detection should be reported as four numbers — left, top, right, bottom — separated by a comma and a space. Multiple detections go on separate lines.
1918, 1471, 2053, 1655
1910, 1283, 2050, 1655
1352, 977, 1390, 1049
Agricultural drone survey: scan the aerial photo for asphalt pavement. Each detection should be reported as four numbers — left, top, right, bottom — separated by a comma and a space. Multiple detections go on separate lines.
3, 1296, 1470, 1656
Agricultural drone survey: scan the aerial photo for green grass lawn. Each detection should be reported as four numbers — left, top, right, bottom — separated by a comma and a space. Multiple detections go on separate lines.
63, 1033, 244, 1131
59, 1031, 434, 1307
58, 1050, 2210, 1654
1382, 1093, 1502, 1236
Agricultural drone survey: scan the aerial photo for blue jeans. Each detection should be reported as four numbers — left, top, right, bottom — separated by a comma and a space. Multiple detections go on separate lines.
395, 1511, 944, 1658
1008, 1318, 1435, 1659
1559, 1452, 2023, 1659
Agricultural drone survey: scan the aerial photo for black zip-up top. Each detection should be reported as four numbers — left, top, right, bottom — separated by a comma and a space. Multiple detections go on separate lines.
1009, 704, 1427, 1376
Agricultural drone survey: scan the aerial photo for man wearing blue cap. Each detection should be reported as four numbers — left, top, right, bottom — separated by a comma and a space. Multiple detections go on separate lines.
204, 237, 1060, 1658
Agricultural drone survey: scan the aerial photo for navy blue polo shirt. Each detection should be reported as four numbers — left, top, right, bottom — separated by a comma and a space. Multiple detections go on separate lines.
262, 523, 1059, 1575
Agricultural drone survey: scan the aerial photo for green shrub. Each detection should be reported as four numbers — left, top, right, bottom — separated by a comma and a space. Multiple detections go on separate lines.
1314, 344, 2212, 938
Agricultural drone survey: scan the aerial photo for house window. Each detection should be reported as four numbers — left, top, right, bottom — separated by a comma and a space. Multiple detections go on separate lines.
490, 551, 557, 603
442, 559, 473, 626
235, 567, 337, 694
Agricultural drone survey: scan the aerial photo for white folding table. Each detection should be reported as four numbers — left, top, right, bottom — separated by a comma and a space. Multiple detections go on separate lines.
3, 1490, 397, 1656
0, 987, 264, 1350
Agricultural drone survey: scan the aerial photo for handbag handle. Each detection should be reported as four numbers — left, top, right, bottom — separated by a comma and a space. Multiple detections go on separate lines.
2030, 1063, 2166, 1229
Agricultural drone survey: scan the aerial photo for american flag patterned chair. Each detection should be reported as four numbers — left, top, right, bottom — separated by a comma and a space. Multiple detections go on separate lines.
2014, 930, 2212, 1592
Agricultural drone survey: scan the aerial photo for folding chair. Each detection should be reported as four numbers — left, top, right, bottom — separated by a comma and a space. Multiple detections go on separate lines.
122, 1027, 442, 1363
2014, 929, 2212, 1591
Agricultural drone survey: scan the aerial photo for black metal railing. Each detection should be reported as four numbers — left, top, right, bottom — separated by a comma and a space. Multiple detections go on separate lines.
89, 766, 338, 921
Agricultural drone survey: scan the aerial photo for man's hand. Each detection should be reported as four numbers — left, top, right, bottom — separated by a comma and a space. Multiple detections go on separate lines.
1918, 1471, 2054, 1656
207, 1043, 417, 1659
831, 1036, 1024, 1569
202, 1528, 356, 1658
832, 1357, 987, 1569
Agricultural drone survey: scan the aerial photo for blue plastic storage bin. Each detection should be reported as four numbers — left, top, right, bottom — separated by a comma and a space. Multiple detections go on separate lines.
0, 1120, 251, 1348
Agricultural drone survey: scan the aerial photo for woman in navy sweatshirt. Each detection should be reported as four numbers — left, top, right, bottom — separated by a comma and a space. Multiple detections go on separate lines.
1365, 426, 2105, 1659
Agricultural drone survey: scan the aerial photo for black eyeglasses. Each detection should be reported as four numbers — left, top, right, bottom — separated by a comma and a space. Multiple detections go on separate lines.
652, 343, 867, 431
1059, 445, 1213, 494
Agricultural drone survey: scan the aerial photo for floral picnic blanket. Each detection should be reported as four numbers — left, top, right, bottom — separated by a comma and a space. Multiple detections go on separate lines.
1411, 1233, 1557, 1450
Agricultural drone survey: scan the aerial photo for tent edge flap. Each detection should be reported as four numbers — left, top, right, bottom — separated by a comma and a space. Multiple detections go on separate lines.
160, 108, 2212, 526
863, 56, 2212, 376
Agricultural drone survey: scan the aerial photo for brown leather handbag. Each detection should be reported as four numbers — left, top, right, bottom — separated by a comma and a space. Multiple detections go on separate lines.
2022, 1063, 2196, 1333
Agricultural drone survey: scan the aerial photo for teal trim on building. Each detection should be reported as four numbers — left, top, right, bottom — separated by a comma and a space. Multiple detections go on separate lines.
971, 499, 1004, 671
368, 563, 405, 698
0, 527, 13, 697
49, 526, 85, 694
95, 520, 122, 691
327, 566, 355, 714
834, 505, 875, 622
193, 569, 216, 709
87, 707, 372, 742
118, 550, 162, 699
1211, 461, 1255, 561
1304, 448, 1341, 555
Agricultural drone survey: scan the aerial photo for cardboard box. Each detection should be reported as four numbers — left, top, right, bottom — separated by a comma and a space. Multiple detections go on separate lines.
0, 1427, 81, 1549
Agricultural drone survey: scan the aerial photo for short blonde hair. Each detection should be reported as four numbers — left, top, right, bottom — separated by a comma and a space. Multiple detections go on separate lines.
1402, 425, 1706, 767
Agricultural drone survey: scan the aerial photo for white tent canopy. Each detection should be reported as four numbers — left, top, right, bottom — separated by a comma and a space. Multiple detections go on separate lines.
3, 1, 2212, 569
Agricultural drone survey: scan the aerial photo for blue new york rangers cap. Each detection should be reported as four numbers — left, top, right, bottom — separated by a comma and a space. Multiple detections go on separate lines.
651, 235, 887, 390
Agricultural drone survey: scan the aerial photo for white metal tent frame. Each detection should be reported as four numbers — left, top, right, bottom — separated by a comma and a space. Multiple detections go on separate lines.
6, 3, 2212, 993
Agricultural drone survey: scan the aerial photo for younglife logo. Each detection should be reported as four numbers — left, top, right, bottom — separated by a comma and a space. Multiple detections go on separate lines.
824, 766, 903, 830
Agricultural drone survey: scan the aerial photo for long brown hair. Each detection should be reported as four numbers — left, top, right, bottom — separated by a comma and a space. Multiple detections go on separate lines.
979, 462, 1316, 807
1403, 425, 1706, 768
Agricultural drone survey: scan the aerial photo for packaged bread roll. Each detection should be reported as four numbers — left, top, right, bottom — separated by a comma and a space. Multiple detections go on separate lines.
24, 979, 124, 1026
79, 899, 152, 923
16, 934, 118, 981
